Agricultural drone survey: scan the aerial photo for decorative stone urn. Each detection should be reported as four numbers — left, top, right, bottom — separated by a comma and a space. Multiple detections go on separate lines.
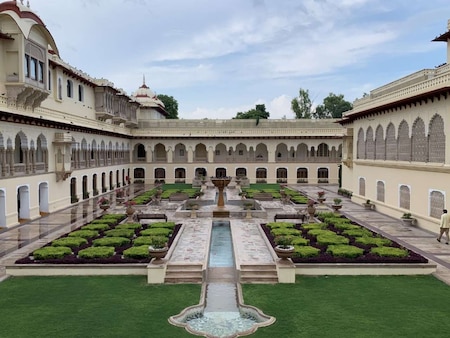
148, 246, 168, 264
274, 246, 295, 261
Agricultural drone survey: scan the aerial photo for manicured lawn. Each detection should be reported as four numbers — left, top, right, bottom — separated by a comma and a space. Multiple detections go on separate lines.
1, 275, 449, 337
244, 275, 450, 337
0, 276, 199, 338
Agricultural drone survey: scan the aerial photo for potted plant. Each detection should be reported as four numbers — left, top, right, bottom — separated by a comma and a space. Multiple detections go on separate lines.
317, 191, 326, 203
148, 236, 168, 264
332, 198, 343, 212
274, 236, 295, 261
363, 199, 374, 210
98, 197, 110, 211
401, 213, 415, 226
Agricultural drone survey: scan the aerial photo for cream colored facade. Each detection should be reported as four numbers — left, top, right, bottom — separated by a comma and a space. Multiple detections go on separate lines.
0, 2, 343, 228
340, 20, 450, 232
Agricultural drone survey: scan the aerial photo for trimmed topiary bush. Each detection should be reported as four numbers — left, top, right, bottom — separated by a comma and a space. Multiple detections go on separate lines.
293, 245, 320, 258
271, 228, 302, 236
316, 234, 349, 246
302, 223, 326, 230
123, 245, 150, 259
90, 219, 117, 226
78, 246, 115, 259
92, 237, 130, 247
342, 228, 373, 237
33, 246, 72, 260
51, 237, 87, 248
82, 223, 110, 231
68, 230, 99, 239
149, 222, 176, 229
327, 244, 364, 258
291, 236, 309, 246
133, 236, 155, 246
265, 222, 295, 229
115, 222, 142, 230
140, 228, 172, 236
356, 236, 392, 247
307, 229, 335, 237
371, 246, 409, 258
104, 229, 135, 238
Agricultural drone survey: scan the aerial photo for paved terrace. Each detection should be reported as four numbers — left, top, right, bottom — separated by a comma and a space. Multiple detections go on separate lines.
1, 184, 450, 285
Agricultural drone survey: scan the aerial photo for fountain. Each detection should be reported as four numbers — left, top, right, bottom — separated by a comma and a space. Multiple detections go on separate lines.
210, 177, 231, 208
211, 177, 231, 218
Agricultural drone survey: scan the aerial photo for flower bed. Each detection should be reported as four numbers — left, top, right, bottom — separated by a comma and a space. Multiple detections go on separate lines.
261, 212, 428, 264
15, 214, 180, 264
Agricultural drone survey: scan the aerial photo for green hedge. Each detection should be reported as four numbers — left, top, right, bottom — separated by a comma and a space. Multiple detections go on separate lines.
302, 223, 326, 230
33, 246, 72, 260
271, 228, 302, 236
68, 230, 99, 239
51, 237, 87, 248
100, 213, 126, 220
342, 228, 373, 237
140, 228, 172, 236
266, 222, 295, 229
123, 245, 150, 259
133, 236, 155, 246
316, 234, 349, 246
92, 237, 130, 247
356, 236, 392, 247
90, 219, 117, 226
371, 247, 409, 257
307, 229, 335, 237
293, 245, 320, 258
291, 237, 309, 246
104, 229, 135, 238
327, 244, 364, 258
115, 222, 142, 230
82, 223, 110, 231
149, 222, 176, 229
78, 246, 115, 259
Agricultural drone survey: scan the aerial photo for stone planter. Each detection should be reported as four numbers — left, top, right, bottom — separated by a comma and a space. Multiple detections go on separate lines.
100, 205, 110, 212
149, 246, 168, 264
332, 205, 342, 212
401, 218, 415, 226
274, 245, 295, 260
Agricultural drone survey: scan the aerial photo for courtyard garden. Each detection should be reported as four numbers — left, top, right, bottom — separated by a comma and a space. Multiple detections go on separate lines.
0, 275, 449, 337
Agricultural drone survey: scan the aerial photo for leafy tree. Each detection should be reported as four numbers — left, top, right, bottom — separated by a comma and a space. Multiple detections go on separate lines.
313, 93, 352, 119
157, 94, 179, 119
233, 104, 270, 120
291, 88, 313, 119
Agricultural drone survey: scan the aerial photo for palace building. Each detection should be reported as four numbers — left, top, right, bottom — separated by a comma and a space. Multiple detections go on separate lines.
339, 19, 450, 233
0, 1, 343, 228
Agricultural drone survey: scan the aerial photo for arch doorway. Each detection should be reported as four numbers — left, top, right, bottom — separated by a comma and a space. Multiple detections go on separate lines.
17, 185, 30, 223
39, 182, 49, 216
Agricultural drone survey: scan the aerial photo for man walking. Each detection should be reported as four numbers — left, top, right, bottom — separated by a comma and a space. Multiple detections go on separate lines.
437, 209, 450, 244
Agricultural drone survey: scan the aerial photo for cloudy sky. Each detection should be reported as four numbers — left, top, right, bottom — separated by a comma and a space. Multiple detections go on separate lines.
29, 0, 450, 119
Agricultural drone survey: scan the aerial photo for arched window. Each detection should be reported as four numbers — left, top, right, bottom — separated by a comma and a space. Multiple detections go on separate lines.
67, 79, 73, 98
78, 84, 84, 102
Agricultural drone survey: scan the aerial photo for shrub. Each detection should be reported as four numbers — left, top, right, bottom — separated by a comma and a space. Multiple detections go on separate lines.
291, 237, 309, 246
307, 229, 335, 237
92, 237, 130, 247
149, 236, 168, 249
78, 246, 115, 259
327, 245, 364, 258
68, 230, 99, 239
33, 246, 72, 260
51, 237, 87, 248
271, 228, 302, 237
100, 214, 126, 221
371, 247, 409, 258
82, 223, 110, 231
355, 236, 392, 247
293, 246, 320, 258
342, 228, 373, 237
302, 223, 326, 230
123, 245, 149, 259
316, 234, 349, 246
274, 236, 293, 248
104, 229, 135, 238
115, 222, 142, 230
140, 228, 172, 236
90, 219, 117, 226
266, 222, 295, 229
149, 222, 176, 229
133, 236, 155, 246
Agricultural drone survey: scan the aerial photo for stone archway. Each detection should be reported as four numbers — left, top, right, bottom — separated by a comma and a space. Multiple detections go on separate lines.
39, 182, 49, 216
17, 185, 30, 222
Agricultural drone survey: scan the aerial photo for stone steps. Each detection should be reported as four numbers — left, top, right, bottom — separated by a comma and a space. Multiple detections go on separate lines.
164, 263, 204, 284
239, 264, 278, 284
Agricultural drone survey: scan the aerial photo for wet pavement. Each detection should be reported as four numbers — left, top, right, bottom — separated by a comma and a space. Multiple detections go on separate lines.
1, 184, 450, 285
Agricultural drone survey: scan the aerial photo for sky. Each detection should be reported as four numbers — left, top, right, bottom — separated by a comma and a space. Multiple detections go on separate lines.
27, 0, 450, 119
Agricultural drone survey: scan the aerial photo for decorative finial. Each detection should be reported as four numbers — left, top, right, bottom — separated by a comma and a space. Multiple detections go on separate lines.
143, 74, 146, 86
27, 0, 30, 8
20, 0, 24, 5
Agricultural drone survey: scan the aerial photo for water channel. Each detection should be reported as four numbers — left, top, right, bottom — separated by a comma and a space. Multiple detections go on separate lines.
169, 221, 275, 337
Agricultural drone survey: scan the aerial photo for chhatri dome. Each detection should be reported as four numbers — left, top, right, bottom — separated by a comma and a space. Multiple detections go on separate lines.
132, 76, 167, 119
